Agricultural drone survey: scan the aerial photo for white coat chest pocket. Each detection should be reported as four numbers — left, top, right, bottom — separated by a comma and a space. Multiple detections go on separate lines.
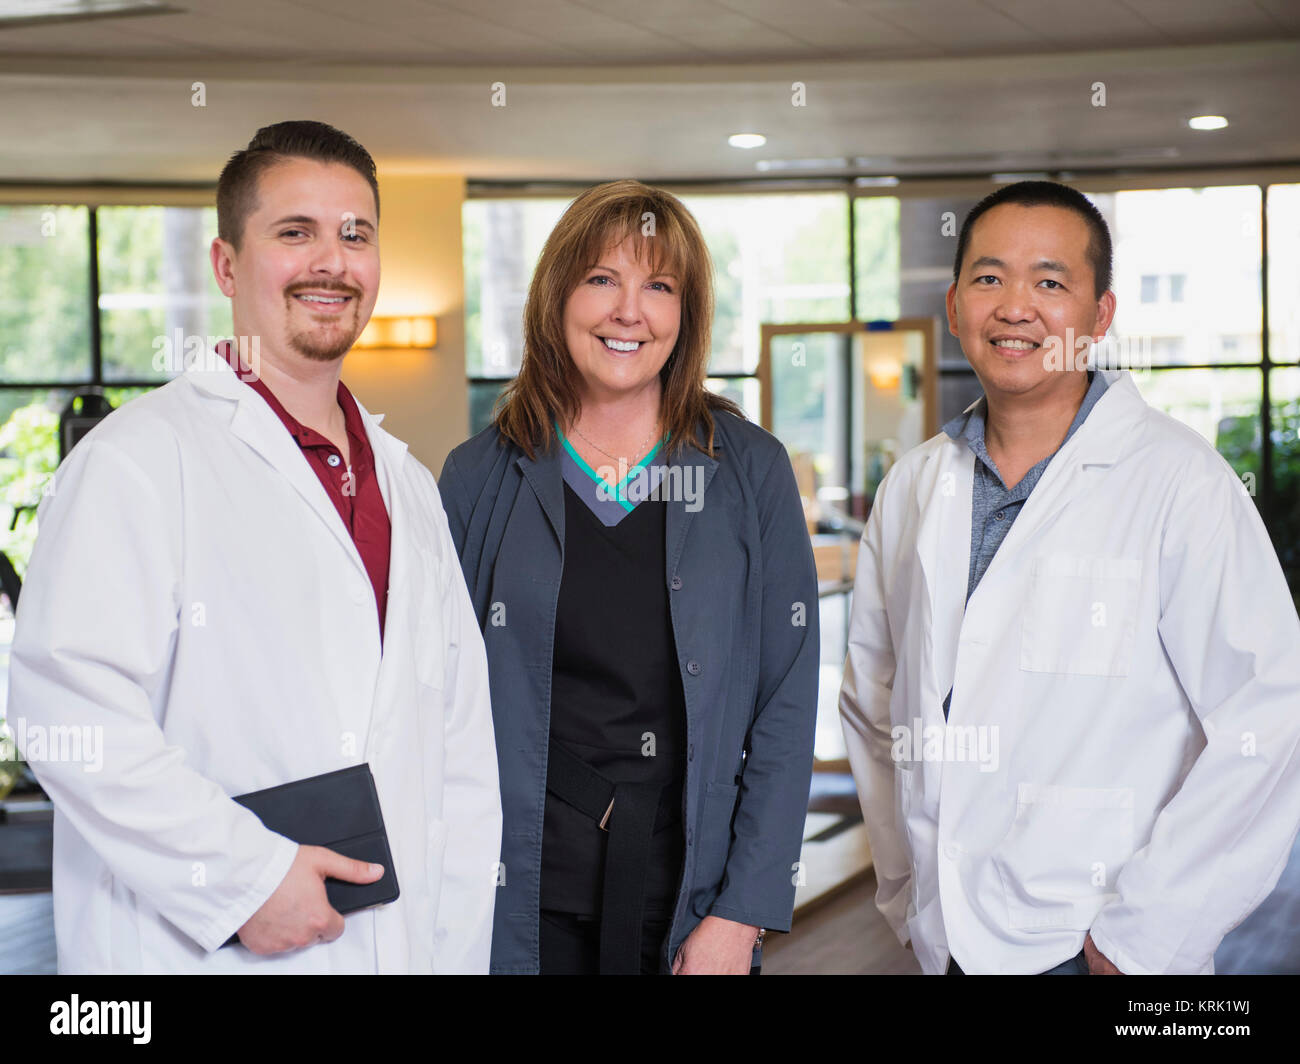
1020, 553, 1142, 677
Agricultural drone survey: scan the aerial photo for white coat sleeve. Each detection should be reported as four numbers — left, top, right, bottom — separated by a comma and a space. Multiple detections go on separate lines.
7, 436, 298, 954
1089, 460, 1300, 974
429, 499, 502, 974
838, 468, 912, 946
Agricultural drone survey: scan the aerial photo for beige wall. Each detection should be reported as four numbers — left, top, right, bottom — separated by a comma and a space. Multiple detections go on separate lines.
344, 173, 468, 477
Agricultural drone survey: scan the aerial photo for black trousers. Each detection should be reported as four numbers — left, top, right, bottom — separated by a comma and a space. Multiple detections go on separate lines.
539, 909, 672, 975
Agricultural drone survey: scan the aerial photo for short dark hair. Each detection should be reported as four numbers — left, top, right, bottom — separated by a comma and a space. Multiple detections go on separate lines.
953, 180, 1112, 298
216, 120, 379, 249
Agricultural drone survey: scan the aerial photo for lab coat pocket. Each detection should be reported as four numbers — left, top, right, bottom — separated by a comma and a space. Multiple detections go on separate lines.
993, 783, 1134, 931
1020, 554, 1142, 677
412, 548, 446, 691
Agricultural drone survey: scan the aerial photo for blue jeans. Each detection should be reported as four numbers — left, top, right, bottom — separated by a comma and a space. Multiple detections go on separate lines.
1042, 949, 1089, 975
946, 948, 1088, 975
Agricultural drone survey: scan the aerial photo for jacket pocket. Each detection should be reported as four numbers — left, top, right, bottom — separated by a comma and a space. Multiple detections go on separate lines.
1019, 553, 1142, 677
695, 781, 740, 895
992, 783, 1135, 931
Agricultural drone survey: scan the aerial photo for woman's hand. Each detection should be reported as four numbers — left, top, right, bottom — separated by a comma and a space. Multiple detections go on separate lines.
672, 915, 759, 974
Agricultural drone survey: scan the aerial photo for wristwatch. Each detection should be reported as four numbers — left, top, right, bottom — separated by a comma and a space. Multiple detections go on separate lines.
754, 928, 766, 950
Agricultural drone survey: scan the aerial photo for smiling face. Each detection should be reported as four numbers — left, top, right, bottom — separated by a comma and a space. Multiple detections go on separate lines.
211, 156, 380, 366
563, 235, 682, 406
947, 203, 1115, 400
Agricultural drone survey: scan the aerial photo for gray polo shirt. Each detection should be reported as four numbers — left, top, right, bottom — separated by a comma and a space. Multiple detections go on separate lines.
940, 370, 1109, 719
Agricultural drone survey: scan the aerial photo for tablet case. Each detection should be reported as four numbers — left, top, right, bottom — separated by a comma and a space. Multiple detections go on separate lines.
222, 763, 400, 948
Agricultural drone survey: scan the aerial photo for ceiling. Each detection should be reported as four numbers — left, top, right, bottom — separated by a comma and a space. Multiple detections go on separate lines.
1, 0, 1298, 184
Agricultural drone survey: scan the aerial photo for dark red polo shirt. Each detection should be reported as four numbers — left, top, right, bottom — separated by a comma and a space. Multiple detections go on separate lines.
217, 341, 391, 640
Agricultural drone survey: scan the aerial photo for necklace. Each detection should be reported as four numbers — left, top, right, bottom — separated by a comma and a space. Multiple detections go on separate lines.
572, 421, 659, 465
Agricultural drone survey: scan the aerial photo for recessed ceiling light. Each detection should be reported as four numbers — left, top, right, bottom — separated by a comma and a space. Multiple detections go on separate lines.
728, 133, 767, 150
1188, 115, 1228, 131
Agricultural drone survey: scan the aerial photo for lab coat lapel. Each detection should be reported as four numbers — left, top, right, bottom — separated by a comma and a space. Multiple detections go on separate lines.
975, 371, 1146, 590
186, 357, 369, 581
915, 435, 974, 717
516, 445, 565, 550
358, 408, 413, 756
664, 439, 719, 583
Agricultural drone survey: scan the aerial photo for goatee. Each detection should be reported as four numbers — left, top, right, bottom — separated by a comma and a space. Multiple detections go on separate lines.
287, 324, 356, 362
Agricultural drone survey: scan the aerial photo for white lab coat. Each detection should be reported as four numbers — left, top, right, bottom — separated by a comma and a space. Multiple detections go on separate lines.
8, 355, 502, 973
839, 370, 1300, 975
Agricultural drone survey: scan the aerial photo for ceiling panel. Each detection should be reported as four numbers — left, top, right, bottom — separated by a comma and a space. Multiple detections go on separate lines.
1, 39, 1296, 184
986, 0, 1165, 46
3, 0, 1291, 61
1118, 0, 1287, 37
0, 2, 1295, 183
849, 1, 1050, 51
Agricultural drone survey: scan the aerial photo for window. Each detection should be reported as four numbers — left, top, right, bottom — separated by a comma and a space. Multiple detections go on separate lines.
0, 204, 223, 577
678, 193, 851, 374
1269, 367, 1300, 583
1106, 186, 1261, 367
462, 198, 570, 381
0, 206, 91, 382
97, 206, 230, 381
854, 196, 901, 322
1268, 185, 1300, 366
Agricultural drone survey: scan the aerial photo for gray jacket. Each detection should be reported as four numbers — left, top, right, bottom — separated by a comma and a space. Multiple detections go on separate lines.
438, 411, 819, 973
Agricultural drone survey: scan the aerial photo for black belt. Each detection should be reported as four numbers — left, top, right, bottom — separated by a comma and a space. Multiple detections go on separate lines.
545, 739, 680, 974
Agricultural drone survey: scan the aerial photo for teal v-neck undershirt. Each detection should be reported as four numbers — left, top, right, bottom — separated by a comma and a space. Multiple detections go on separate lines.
556, 423, 667, 515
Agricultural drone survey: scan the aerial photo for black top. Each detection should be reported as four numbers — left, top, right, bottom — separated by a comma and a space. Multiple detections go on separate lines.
540, 483, 687, 916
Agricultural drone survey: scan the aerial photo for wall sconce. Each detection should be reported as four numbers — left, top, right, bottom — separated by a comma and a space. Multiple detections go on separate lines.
866, 357, 902, 390
354, 316, 438, 350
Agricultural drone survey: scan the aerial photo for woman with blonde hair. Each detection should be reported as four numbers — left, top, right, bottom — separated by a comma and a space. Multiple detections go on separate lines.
439, 180, 818, 974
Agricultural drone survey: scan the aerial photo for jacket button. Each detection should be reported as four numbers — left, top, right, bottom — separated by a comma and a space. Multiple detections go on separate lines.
688, 744, 695, 761
686, 660, 702, 676
670, 575, 682, 590
687, 829, 693, 846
